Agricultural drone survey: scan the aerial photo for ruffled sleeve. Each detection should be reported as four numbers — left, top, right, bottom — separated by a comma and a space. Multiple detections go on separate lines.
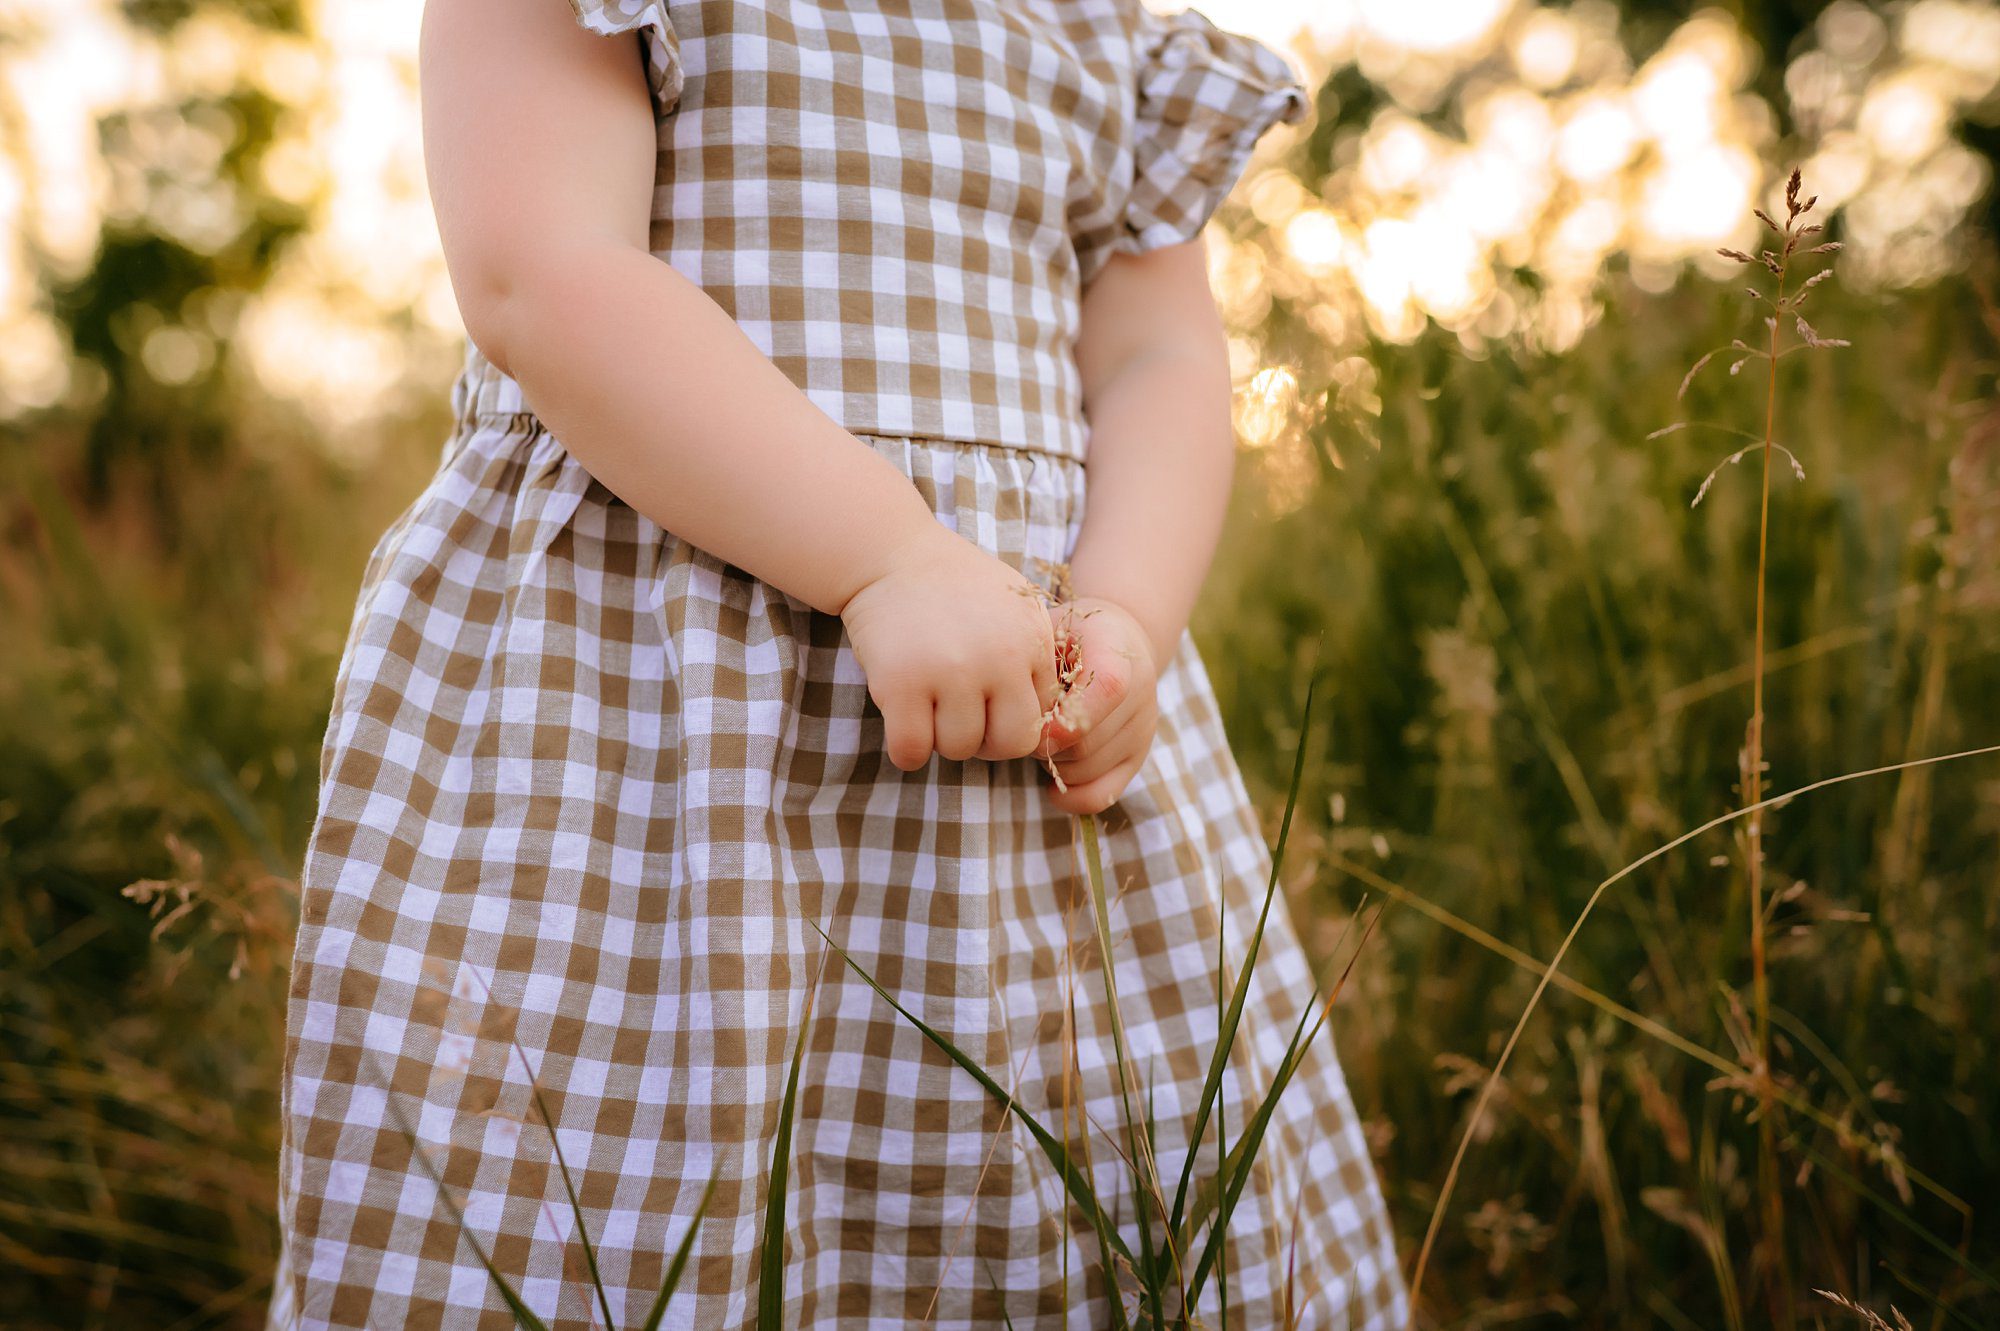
566, 0, 684, 113
1117, 5, 1310, 256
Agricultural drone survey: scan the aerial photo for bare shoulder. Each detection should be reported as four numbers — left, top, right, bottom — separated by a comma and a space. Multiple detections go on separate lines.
419, 0, 658, 361
419, 0, 651, 111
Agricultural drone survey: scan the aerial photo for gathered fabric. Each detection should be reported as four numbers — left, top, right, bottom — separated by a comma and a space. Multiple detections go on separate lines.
267, 413, 1406, 1329
452, 0, 1312, 461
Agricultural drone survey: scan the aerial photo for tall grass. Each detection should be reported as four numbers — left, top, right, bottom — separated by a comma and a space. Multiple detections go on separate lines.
359, 1033, 713, 1331
1203, 248, 2000, 1325
1702, 169, 1845, 1324
0, 429, 419, 1329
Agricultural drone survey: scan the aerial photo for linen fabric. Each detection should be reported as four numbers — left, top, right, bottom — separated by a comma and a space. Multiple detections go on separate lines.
268, 2, 1406, 1329
451, 0, 1313, 460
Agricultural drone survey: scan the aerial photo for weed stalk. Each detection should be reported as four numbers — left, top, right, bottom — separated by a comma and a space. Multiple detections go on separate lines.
1708, 168, 1846, 1323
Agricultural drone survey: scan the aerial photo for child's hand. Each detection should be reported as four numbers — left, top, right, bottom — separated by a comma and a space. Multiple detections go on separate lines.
1040, 596, 1161, 815
840, 525, 1060, 771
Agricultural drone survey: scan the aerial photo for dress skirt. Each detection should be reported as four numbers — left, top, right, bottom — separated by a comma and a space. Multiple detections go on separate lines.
266, 405, 1408, 1330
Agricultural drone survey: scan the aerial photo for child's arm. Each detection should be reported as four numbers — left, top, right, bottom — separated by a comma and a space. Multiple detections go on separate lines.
1069, 240, 1238, 669
1039, 240, 1236, 813
420, 0, 1056, 769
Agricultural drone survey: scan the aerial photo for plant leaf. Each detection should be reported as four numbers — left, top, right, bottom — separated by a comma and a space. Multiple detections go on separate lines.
1186, 904, 1385, 1308
982, 1260, 1020, 1331
639, 1176, 718, 1331
520, 1054, 617, 1331
363, 1048, 555, 1331
1168, 665, 1321, 1248
756, 958, 824, 1331
809, 922, 1139, 1284
1079, 813, 1167, 1323
452, 956, 619, 1331
1186, 1005, 1315, 1306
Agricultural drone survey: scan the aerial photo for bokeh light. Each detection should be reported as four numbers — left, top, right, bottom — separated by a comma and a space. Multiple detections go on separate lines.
2, 0, 1996, 431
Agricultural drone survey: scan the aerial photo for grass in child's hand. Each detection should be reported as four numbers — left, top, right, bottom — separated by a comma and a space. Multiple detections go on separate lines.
1027, 560, 1097, 793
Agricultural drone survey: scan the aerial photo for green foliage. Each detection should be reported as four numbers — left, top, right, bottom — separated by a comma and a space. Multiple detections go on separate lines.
1200, 267, 2000, 1326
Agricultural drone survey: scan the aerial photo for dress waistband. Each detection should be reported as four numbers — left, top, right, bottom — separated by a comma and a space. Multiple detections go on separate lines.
451, 403, 1090, 471
449, 346, 1090, 468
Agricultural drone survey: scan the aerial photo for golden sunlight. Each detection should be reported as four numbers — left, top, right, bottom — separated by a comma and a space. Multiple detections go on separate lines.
3, 0, 1995, 425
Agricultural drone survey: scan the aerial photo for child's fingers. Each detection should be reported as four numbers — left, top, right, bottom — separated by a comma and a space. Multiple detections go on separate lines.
1050, 720, 1143, 788
977, 678, 1047, 762
1043, 644, 1131, 752
879, 689, 934, 771
932, 688, 987, 762
1045, 691, 1136, 764
1048, 754, 1144, 816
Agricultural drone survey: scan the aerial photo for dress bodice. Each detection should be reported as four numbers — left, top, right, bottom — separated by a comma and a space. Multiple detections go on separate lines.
451, 0, 1310, 458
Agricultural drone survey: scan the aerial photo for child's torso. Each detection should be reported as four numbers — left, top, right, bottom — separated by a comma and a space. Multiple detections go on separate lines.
457, 0, 1155, 459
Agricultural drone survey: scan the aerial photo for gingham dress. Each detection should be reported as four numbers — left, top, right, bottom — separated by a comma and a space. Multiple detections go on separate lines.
267, 2, 1407, 1328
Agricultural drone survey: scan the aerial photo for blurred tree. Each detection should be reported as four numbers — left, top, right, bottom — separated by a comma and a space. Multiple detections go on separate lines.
42, 0, 308, 506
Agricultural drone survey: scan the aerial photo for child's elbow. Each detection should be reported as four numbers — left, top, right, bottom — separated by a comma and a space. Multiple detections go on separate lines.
451, 245, 587, 379
450, 258, 532, 377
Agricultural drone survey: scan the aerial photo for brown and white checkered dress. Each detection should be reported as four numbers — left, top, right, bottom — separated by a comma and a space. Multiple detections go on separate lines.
267, 2, 1406, 1328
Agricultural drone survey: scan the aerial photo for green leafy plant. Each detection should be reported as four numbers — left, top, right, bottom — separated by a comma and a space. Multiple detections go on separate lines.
1332, 172, 2000, 1328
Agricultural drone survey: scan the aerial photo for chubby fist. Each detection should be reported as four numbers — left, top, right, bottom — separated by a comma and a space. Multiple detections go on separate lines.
1039, 596, 1162, 815
840, 525, 1060, 771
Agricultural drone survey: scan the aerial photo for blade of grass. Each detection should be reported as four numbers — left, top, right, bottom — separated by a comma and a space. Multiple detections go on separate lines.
808, 919, 1136, 1327
923, 1009, 1047, 1328
1169, 667, 1321, 1248
1061, 937, 1123, 1327
1186, 904, 1383, 1308
1406, 743, 2000, 1318
1216, 868, 1230, 1331
1079, 812, 1167, 1327
1799, 1146, 2000, 1299
1185, 1001, 1312, 1306
982, 1259, 1020, 1331
639, 1175, 718, 1331
1141, 1060, 1187, 1325
1061, 891, 1078, 1318
520, 1084, 613, 1331
1281, 1112, 1325, 1331
454, 966, 616, 1331
1331, 852, 1972, 1221
360, 1047, 553, 1331
1879, 1257, 1989, 1331
757, 954, 825, 1331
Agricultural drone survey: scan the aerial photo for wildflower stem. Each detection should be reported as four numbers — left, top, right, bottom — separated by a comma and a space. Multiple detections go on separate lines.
1748, 241, 1790, 1328
1404, 742, 2000, 1327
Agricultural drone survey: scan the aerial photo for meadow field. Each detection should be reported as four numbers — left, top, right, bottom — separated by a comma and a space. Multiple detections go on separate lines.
4, 1, 1998, 1327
